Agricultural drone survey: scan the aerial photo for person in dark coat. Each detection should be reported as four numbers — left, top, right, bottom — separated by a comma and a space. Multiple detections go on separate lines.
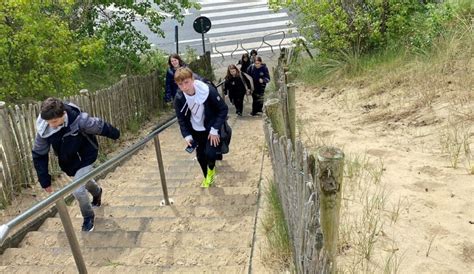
174, 68, 228, 188
32, 98, 120, 231
249, 49, 258, 64
223, 64, 251, 116
246, 56, 270, 115
165, 54, 186, 103
237, 53, 251, 75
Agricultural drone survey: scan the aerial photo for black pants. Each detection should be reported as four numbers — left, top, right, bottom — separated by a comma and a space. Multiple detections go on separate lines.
231, 94, 244, 114
251, 91, 264, 114
193, 130, 221, 178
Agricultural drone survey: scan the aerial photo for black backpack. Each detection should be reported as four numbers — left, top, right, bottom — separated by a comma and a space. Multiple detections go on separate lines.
220, 119, 232, 154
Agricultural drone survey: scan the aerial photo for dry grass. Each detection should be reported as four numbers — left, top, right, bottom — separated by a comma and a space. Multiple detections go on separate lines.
337, 153, 405, 273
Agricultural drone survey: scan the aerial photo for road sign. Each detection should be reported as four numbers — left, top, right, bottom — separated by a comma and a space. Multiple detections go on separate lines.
193, 16, 212, 34
193, 16, 212, 54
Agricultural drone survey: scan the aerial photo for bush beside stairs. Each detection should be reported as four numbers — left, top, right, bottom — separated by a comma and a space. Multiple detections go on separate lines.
0, 112, 266, 273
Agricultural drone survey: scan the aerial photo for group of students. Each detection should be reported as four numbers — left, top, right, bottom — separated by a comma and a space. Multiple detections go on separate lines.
30, 50, 268, 233
224, 50, 270, 116
165, 50, 270, 117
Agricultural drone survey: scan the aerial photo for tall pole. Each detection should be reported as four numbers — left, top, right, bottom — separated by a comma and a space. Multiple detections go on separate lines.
200, 19, 206, 54
175, 25, 179, 54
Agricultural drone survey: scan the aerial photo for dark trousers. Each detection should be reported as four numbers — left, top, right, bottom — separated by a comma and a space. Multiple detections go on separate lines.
193, 130, 221, 178
251, 91, 264, 114
232, 94, 244, 114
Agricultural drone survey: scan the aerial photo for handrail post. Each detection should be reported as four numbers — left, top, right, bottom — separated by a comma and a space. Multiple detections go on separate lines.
56, 198, 87, 274
153, 135, 170, 205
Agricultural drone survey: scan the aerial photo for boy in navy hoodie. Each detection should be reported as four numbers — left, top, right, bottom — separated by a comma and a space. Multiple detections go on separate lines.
174, 68, 228, 187
32, 98, 120, 231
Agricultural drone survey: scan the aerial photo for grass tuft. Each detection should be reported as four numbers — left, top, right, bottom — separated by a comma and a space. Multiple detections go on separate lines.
261, 181, 293, 271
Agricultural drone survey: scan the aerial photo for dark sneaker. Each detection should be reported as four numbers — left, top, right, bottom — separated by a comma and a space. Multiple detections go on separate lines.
91, 187, 102, 207
82, 215, 95, 232
250, 112, 257, 116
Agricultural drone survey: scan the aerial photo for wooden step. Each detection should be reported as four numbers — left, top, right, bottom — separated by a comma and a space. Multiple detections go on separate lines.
1, 246, 250, 267
0, 264, 247, 273
20, 231, 252, 248
67, 204, 256, 218
104, 186, 257, 197
39, 216, 254, 233
103, 193, 257, 207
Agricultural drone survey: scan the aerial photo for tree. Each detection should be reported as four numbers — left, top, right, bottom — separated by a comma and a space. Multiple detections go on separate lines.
66, 1, 199, 73
0, 2, 80, 102
0, 1, 198, 102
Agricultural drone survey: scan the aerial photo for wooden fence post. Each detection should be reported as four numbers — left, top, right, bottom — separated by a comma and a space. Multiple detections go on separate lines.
0, 102, 16, 204
316, 146, 344, 272
264, 98, 287, 137
286, 83, 296, 147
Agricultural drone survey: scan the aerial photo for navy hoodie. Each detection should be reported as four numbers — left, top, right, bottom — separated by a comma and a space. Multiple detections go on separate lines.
32, 103, 120, 188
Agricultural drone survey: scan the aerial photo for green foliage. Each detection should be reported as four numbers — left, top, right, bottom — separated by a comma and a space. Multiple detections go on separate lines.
0, 1, 198, 103
386, 2, 454, 52
0, 2, 80, 102
139, 49, 169, 76
273, 0, 456, 56
187, 47, 215, 82
67, 1, 200, 74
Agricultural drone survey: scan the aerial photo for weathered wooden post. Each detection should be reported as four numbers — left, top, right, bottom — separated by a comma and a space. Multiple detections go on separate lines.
316, 146, 344, 273
264, 98, 287, 137
0, 101, 16, 204
286, 83, 296, 147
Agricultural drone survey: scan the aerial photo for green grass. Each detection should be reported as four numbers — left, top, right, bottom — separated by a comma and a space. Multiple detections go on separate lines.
261, 181, 293, 270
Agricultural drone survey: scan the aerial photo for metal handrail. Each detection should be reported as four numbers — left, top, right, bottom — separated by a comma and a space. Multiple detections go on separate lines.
213, 30, 291, 62
0, 115, 178, 273
213, 43, 225, 61
259, 30, 286, 53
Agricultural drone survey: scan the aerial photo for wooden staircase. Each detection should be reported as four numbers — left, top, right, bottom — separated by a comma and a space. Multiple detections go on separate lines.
0, 114, 265, 273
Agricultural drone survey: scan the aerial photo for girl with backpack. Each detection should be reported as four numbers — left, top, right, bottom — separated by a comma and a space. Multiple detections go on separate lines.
223, 64, 252, 116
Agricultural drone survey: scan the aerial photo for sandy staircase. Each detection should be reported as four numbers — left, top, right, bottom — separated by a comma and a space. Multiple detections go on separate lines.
0, 113, 265, 273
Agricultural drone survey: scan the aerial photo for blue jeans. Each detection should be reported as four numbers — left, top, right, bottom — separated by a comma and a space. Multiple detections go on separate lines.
72, 165, 100, 219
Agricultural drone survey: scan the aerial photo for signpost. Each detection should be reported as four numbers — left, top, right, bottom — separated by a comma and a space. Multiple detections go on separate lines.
193, 16, 212, 54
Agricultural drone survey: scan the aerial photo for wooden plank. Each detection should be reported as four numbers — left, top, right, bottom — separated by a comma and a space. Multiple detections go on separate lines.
6, 106, 25, 193
20, 104, 34, 187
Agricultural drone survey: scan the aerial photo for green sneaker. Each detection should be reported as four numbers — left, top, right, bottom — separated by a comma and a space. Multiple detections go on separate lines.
201, 178, 209, 188
206, 167, 216, 187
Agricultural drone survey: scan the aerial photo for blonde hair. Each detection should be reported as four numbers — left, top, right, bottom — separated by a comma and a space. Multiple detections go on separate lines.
174, 67, 194, 83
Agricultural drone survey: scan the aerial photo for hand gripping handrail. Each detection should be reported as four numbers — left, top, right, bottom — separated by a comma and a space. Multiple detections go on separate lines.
0, 116, 177, 273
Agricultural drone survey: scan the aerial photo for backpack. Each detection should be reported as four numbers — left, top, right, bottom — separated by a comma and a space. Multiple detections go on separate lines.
220, 119, 232, 154
240, 72, 254, 93
194, 73, 217, 89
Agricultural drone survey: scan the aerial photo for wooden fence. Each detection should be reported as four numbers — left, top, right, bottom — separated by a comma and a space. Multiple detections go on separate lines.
263, 49, 345, 273
0, 70, 164, 207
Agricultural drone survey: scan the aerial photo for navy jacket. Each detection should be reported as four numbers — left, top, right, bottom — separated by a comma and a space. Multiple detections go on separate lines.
32, 103, 120, 188
165, 67, 179, 102
174, 81, 228, 139
246, 64, 270, 93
